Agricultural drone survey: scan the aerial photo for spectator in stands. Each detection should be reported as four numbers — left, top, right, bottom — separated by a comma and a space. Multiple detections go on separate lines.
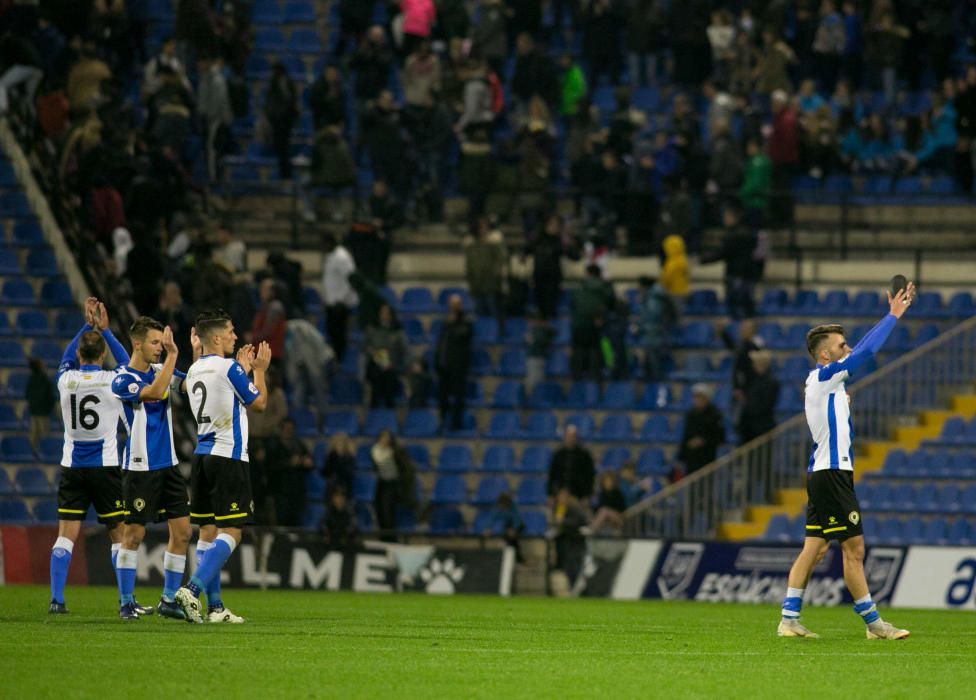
707, 9, 736, 89
740, 138, 772, 228
364, 303, 407, 408
507, 245, 532, 317
0, 32, 43, 116
800, 104, 839, 179
619, 462, 650, 508
547, 425, 596, 501
726, 317, 763, 402
406, 357, 432, 409
550, 487, 588, 591
213, 220, 246, 275
677, 384, 725, 476
730, 31, 758, 97
412, 97, 454, 223
285, 318, 333, 422
526, 314, 554, 392
321, 233, 358, 362
840, 1, 863, 89
660, 234, 690, 312
669, 0, 711, 89
628, 0, 667, 88
371, 430, 417, 541
324, 487, 358, 550
558, 54, 587, 120
265, 62, 298, 179
336, 0, 373, 57
197, 54, 233, 182
352, 26, 394, 107
484, 492, 524, 562
866, 11, 908, 105
402, 40, 441, 111
308, 64, 346, 130
624, 141, 661, 255
435, 294, 473, 431
589, 471, 627, 534
266, 251, 305, 317
532, 215, 564, 320
737, 350, 779, 445
755, 30, 796, 96
472, 0, 508, 75
511, 33, 558, 114
25, 357, 55, 451
812, 0, 845, 94
906, 94, 958, 174
708, 117, 744, 205
635, 275, 675, 382
252, 277, 287, 366
507, 0, 543, 43
155, 281, 194, 371
702, 205, 760, 320
400, 0, 436, 58
311, 124, 357, 193
272, 418, 314, 527
581, 0, 622, 89
455, 56, 495, 134
248, 366, 288, 524
324, 433, 356, 502
345, 217, 391, 287
146, 65, 194, 156
369, 179, 403, 243
90, 177, 126, 249
362, 90, 409, 203
66, 41, 111, 111
127, 230, 166, 314
767, 89, 800, 229
175, 0, 218, 68
570, 264, 614, 380
464, 216, 507, 323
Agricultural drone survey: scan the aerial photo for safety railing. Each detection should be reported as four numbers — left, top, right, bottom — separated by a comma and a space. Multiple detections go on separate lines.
622, 313, 976, 540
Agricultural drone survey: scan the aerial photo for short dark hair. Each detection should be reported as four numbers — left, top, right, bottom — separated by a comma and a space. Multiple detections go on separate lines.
78, 331, 107, 363
129, 316, 164, 342
806, 323, 845, 360
195, 309, 232, 344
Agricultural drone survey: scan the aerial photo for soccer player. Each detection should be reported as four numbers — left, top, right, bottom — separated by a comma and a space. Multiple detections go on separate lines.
111, 317, 196, 620
175, 311, 270, 623
778, 283, 915, 640
49, 299, 130, 613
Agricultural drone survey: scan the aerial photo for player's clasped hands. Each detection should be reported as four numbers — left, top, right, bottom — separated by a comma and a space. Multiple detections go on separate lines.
236, 343, 255, 373
887, 281, 915, 319
251, 342, 272, 371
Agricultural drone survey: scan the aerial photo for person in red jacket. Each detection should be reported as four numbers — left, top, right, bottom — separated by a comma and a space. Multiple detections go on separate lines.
768, 89, 799, 229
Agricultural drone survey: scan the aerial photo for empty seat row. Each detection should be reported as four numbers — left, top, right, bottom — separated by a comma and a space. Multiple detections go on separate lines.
761, 512, 976, 545
0, 278, 75, 305
929, 417, 976, 447
879, 448, 976, 478
0, 467, 56, 496
859, 482, 976, 514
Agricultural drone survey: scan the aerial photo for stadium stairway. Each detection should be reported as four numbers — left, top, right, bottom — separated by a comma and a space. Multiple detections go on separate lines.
719, 392, 976, 541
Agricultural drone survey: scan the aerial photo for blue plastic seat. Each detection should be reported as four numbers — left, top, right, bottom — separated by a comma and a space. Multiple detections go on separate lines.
468, 348, 492, 376
352, 473, 377, 502
402, 317, 425, 344
564, 413, 595, 440
472, 477, 510, 506
759, 288, 788, 315
639, 415, 674, 443
947, 292, 975, 318
323, 410, 359, 436
474, 317, 499, 344
330, 375, 363, 405
302, 286, 322, 314
402, 409, 438, 438
498, 350, 526, 377
32, 499, 59, 523
516, 477, 547, 506
678, 322, 714, 348
16, 468, 51, 496
442, 410, 478, 438
287, 407, 318, 438
25, 249, 58, 276
924, 518, 949, 545
311, 441, 330, 470
431, 476, 466, 505
254, 27, 287, 52
245, 53, 271, 79
598, 447, 630, 471
500, 318, 527, 345
763, 514, 792, 542
16, 310, 49, 337
878, 518, 904, 545
0, 341, 26, 367
0, 470, 14, 495
597, 415, 633, 442
437, 445, 474, 473
0, 249, 19, 275
403, 443, 430, 471
400, 287, 437, 314
566, 381, 600, 409
545, 351, 570, 377
1, 436, 33, 462
252, 0, 283, 24
485, 411, 521, 440
518, 446, 551, 473
35, 437, 61, 464
429, 507, 465, 534
2, 279, 36, 305
0, 403, 19, 430
283, 0, 317, 23
685, 289, 720, 315
491, 381, 524, 409
601, 382, 636, 410
305, 471, 327, 501
528, 382, 565, 409
482, 445, 515, 473
0, 499, 30, 521
636, 448, 667, 476
2, 371, 28, 397
301, 502, 324, 529
290, 28, 322, 53
637, 383, 672, 410
473, 509, 501, 535
913, 292, 942, 319
31, 341, 62, 368
0, 191, 30, 217
948, 519, 972, 545
362, 409, 398, 437
39, 280, 73, 307
522, 510, 547, 536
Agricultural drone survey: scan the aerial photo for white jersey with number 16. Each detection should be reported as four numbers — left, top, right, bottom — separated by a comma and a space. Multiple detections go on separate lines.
185, 354, 261, 461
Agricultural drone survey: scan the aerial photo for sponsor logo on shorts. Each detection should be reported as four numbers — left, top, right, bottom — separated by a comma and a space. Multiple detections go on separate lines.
849, 511, 860, 525
828, 515, 838, 525
134, 498, 146, 512
230, 502, 239, 511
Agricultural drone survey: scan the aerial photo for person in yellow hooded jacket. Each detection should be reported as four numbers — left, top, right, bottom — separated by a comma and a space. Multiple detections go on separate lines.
660, 234, 690, 313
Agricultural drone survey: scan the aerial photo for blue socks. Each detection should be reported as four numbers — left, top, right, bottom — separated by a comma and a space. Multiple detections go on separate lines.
162, 552, 186, 603
781, 586, 804, 620
196, 541, 224, 611
49, 537, 74, 604
188, 534, 236, 599
116, 548, 138, 605
853, 595, 881, 625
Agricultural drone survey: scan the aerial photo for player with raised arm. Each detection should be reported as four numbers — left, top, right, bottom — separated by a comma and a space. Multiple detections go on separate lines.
111, 317, 197, 620
175, 311, 270, 623
49, 299, 130, 614
778, 282, 915, 640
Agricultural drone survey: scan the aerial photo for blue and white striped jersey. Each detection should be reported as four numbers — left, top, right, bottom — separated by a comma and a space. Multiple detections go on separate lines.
57, 366, 124, 468
805, 362, 854, 472
112, 364, 186, 471
185, 355, 260, 461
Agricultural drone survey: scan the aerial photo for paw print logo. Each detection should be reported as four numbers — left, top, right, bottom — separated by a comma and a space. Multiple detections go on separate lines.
419, 557, 465, 595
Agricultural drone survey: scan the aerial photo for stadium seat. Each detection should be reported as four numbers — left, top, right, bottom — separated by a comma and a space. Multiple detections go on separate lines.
40, 280, 74, 307
566, 381, 600, 409
468, 348, 493, 376
36, 437, 61, 464
472, 477, 510, 506
311, 441, 329, 470
403, 443, 430, 471
528, 382, 565, 409
305, 472, 327, 501
323, 410, 359, 437
598, 447, 630, 471
482, 445, 515, 473
498, 350, 526, 378
443, 411, 478, 438
431, 476, 466, 505
500, 318, 527, 345
25, 250, 58, 276
637, 383, 672, 410
429, 507, 465, 534
878, 518, 904, 545
31, 341, 62, 368
923, 518, 949, 545
601, 382, 636, 410
302, 503, 325, 530
0, 471, 14, 495
473, 509, 502, 535
564, 413, 595, 439
355, 503, 374, 531
515, 477, 547, 506
636, 448, 668, 476
639, 415, 674, 443
32, 499, 59, 523
437, 445, 474, 473
0, 191, 30, 217
1, 279, 36, 305
518, 446, 551, 473
1, 436, 34, 462
545, 352, 570, 377
402, 317, 425, 344
402, 410, 438, 438
362, 409, 398, 437
0, 403, 19, 430
2, 372, 28, 398
330, 375, 363, 405
254, 27, 287, 52
491, 381, 524, 409
16, 310, 49, 337
763, 514, 793, 542
352, 473, 376, 502
289, 28, 322, 53
474, 317, 499, 344
288, 407, 318, 437
948, 519, 972, 545
521, 511, 547, 536
947, 292, 975, 318
0, 249, 19, 275
400, 287, 437, 314
15, 468, 51, 496
685, 289, 720, 316
0, 500, 30, 522
597, 415, 633, 442
485, 411, 521, 440
252, 0, 283, 24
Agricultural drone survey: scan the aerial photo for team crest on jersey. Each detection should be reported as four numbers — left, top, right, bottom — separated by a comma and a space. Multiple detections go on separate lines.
128, 383, 140, 394
849, 511, 860, 525
134, 498, 146, 512
67, 380, 78, 390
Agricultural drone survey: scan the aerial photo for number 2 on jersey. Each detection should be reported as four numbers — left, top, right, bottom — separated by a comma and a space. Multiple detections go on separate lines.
192, 381, 212, 424
69, 394, 100, 430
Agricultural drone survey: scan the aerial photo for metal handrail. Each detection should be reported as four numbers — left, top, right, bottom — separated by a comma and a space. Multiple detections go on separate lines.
622, 313, 976, 539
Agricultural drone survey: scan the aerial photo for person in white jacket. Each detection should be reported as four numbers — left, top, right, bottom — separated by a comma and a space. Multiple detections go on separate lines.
321, 234, 359, 362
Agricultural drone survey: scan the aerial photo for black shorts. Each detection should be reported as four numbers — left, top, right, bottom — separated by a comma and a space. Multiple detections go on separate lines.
57, 467, 124, 525
806, 470, 863, 541
122, 467, 190, 525
190, 454, 254, 527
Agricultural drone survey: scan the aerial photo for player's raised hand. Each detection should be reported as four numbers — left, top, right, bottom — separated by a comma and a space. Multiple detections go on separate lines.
93, 301, 109, 330
887, 281, 915, 319
236, 344, 255, 373
162, 325, 178, 355
84, 297, 98, 326
252, 341, 272, 371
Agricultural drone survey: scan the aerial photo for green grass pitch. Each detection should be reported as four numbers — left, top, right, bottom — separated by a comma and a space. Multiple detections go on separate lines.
1, 586, 973, 699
